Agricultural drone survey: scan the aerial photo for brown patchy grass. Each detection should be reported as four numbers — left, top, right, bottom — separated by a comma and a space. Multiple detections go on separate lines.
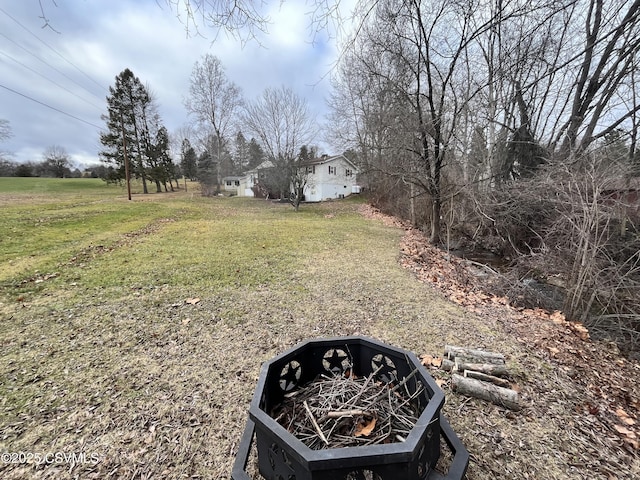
0, 183, 638, 479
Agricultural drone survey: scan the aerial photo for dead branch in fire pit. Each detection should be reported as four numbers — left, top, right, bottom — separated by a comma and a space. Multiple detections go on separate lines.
271, 369, 427, 450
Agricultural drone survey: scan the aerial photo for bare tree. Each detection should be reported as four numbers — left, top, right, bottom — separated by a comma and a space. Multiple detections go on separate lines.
184, 54, 243, 194
550, 0, 640, 157
0, 119, 11, 161
331, 0, 544, 243
242, 85, 317, 210
42, 145, 71, 178
0, 119, 10, 142
164, 0, 271, 41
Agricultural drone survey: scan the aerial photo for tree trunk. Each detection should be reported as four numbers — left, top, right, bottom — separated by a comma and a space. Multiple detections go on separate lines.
463, 370, 512, 389
142, 174, 149, 194
430, 195, 442, 244
454, 359, 508, 377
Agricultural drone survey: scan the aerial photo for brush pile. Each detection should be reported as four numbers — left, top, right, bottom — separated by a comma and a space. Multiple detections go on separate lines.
270, 368, 424, 450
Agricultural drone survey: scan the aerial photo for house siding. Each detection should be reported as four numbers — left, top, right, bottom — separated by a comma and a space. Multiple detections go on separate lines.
303, 155, 359, 202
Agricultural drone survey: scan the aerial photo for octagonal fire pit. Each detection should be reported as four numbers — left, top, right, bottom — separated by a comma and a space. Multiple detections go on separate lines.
232, 336, 469, 480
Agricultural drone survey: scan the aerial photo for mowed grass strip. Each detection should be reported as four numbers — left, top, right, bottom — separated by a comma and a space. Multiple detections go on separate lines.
0, 178, 201, 291
0, 179, 372, 301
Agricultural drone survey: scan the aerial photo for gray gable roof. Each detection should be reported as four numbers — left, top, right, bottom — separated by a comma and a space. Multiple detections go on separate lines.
299, 154, 358, 171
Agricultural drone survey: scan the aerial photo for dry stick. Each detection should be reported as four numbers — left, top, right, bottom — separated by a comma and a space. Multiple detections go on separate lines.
327, 410, 370, 418
276, 371, 422, 449
340, 365, 384, 409
366, 367, 421, 405
390, 367, 421, 394
303, 400, 329, 446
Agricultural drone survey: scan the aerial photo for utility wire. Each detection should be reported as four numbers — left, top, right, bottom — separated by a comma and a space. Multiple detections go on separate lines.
0, 83, 103, 129
0, 50, 104, 111
0, 31, 106, 106
0, 6, 106, 94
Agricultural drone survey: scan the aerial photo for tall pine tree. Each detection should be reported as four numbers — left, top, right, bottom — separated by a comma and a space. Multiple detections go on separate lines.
100, 69, 173, 194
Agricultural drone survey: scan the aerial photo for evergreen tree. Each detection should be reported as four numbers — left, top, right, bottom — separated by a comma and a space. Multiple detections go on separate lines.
180, 139, 198, 180
100, 68, 168, 194
152, 126, 175, 191
233, 131, 250, 172
197, 150, 216, 196
247, 137, 265, 169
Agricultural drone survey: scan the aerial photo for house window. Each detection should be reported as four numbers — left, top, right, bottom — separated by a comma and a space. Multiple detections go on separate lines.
234, 180, 240, 186
226, 180, 232, 186
306, 165, 315, 174
345, 169, 352, 177
329, 165, 336, 175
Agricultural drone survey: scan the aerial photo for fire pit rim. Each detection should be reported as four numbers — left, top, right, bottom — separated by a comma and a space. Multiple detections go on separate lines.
231, 416, 470, 480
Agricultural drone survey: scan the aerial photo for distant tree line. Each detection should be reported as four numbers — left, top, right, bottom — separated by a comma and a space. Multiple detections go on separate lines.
99, 63, 293, 197
179, 55, 318, 198
0, 138, 95, 178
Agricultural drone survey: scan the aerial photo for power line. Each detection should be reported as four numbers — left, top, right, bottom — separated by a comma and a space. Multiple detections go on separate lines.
0, 6, 106, 94
0, 50, 105, 112
0, 31, 106, 106
0, 83, 103, 129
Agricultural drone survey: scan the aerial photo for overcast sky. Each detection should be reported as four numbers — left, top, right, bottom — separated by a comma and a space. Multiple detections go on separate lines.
0, 1, 347, 168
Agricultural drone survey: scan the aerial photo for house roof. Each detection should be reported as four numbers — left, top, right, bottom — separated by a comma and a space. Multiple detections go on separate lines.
248, 160, 275, 172
300, 154, 359, 171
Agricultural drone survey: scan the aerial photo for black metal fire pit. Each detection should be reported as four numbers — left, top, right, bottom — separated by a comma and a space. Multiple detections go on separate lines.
232, 336, 469, 480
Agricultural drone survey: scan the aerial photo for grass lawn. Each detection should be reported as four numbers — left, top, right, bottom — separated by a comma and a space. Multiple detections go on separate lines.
0, 178, 637, 479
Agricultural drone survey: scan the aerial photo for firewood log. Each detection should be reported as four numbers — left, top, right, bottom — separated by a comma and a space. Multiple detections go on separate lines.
463, 370, 511, 388
452, 374, 521, 411
444, 345, 505, 364
454, 359, 508, 377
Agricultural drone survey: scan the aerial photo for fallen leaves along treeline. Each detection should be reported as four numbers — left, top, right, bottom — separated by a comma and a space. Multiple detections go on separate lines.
394, 220, 640, 453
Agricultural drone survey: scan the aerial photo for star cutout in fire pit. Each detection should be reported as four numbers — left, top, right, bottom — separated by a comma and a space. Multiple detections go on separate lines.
371, 354, 397, 383
279, 360, 302, 392
323, 348, 350, 374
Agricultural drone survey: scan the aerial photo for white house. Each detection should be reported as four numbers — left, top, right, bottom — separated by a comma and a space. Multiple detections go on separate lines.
223, 160, 274, 197
300, 154, 360, 202
222, 155, 360, 201
223, 176, 242, 193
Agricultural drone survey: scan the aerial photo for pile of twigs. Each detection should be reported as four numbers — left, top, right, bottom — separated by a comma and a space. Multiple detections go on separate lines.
271, 368, 424, 450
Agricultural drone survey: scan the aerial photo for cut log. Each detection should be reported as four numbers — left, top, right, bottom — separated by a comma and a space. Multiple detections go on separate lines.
463, 370, 511, 388
452, 374, 521, 411
455, 354, 505, 366
454, 359, 508, 377
441, 358, 455, 372
444, 345, 505, 364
